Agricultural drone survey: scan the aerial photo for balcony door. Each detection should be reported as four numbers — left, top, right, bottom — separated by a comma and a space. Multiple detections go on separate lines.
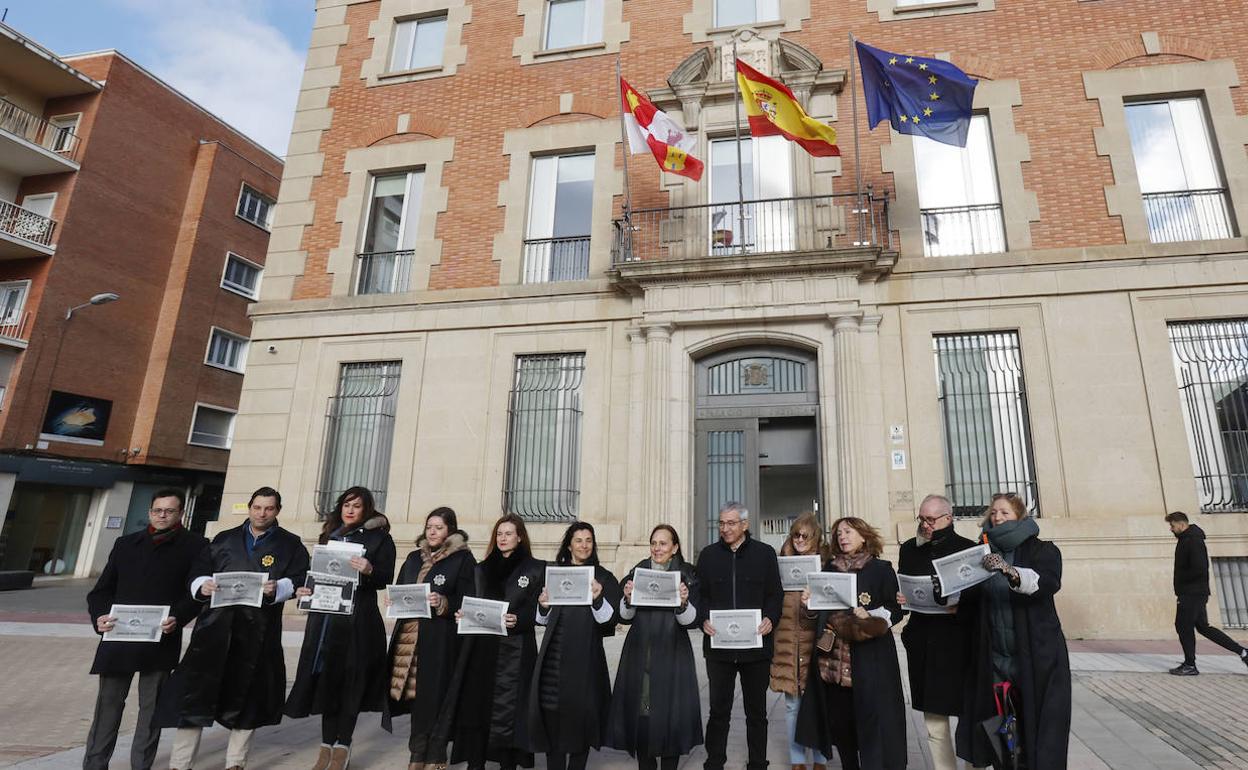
357, 170, 423, 294
708, 136, 793, 254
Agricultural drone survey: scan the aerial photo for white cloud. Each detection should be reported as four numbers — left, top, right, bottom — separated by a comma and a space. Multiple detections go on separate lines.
119, 0, 306, 157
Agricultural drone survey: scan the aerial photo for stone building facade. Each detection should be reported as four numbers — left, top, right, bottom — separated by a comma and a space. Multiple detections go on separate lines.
228, 0, 1248, 637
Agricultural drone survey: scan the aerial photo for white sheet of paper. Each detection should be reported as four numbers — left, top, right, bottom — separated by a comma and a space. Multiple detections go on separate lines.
777, 555, 822, 592
933, 543, 993, 595
311, 544, 361, 582
545, 566, 594, 606
386, 583, 432, 619
210, 571, 266, 608
807, 571, 857, 610
630, 568, 681, 608
103, 604, 170, 643
458, 596, 509, 636
898, 574, 957, 614
709, 609, 763, 649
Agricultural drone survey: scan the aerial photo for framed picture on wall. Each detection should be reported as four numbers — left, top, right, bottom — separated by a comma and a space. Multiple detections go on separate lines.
39, 391, 113, 446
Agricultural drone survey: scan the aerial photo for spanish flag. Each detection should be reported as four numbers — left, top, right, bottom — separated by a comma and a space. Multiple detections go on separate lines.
621, 77, 705, 181
736, 59, 839, 157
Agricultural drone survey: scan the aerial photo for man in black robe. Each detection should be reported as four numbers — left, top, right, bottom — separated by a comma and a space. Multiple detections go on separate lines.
695, 502, 783, 770
83, 488, 207, 770
158, 486, 309, 770
897, 494, 975, 770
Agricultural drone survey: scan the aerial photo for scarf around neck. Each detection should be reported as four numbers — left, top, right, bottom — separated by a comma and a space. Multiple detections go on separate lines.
983, 517, 1040, 554
831, 551, 873, 573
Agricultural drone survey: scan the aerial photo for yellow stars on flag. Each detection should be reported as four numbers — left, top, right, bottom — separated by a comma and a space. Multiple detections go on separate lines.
905, 56, 914, 64
911, 115, 921, 124
888, 56, 898, 65
899, 114, 908, 123
923, 107, 933, 117
929, 75, 938, 85
930, 92, 941, 101
919, 63, 928, 71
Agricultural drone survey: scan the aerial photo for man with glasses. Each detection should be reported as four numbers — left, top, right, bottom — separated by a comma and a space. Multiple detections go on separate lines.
696, 502, 783, 770
83, 488, 208, 770
896, 494, 976, 770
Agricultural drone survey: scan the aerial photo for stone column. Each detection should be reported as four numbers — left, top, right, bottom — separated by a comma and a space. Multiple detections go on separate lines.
641, 323, 674, 534
833, 314, 868, 519
624, 325, 648, 543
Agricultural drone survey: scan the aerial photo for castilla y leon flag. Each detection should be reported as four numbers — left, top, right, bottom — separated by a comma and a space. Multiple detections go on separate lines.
621, 77, 704, 181
735, 59, 840, 157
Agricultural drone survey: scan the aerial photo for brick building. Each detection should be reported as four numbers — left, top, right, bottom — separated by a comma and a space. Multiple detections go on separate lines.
228, 0, 1248, 637
0, 23, 282, 577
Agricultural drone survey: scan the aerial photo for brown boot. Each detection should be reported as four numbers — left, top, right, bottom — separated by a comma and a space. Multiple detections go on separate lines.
328, 745, 350, 770
814, 764, 826, 770
312, 744, 333, 770
792, 764, 807, 770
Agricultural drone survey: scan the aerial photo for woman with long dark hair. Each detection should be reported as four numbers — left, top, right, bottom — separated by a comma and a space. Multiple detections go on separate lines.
955, 492, 1071, 770
796, 517, 906, 770
606, 523, 702, 770
526, 522, 621, 770
285, 486, 396, 770
384, 507, 476, 770
447, 513, 545, 770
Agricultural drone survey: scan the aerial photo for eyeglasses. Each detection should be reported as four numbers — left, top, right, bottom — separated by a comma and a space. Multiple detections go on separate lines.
718, 519, 743, 529
792, 532, 813, 541
149, 508, 181, 517
917, 512, 951, 526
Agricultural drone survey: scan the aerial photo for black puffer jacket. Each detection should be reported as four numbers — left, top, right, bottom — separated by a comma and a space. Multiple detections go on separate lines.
1173, 524, 1210, 597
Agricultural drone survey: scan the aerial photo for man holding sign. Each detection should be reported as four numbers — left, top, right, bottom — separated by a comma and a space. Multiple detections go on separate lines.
83, 488, 207, 770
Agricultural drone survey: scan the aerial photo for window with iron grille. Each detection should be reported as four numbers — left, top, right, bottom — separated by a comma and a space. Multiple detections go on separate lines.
1212, 557, 1248, 629
315, 362, 402, 516
503, 353, 585, 521
934, 331, 1039, 517
1168, 319, 1248, 512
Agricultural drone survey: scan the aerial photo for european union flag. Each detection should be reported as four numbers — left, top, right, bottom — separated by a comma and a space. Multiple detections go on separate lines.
855, 40, 978, 148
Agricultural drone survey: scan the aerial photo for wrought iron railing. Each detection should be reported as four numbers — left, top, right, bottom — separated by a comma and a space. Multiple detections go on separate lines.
0, 199, 56, 248
921, 202, 1005, 257
0, 97, 81, 163
612, 190, 892, 264
1143, 188, 1237, 244
0, 311, 30, 342
355, 250, 414, 295
522, 236, 590, 283
503, 353, 585, 522
315, 361, 402, 516
1213, 557, 1248, 628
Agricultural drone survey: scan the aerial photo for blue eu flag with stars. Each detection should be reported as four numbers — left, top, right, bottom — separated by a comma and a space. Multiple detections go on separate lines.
855, 40, 977, 148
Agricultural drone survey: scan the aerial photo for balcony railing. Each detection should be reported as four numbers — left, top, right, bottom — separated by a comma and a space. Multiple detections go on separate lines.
0, 199, 56, 248
355, 249, 414, 295
522, 236, 590, 283
1144, 188, 1237, 244
0, 97, 81, 163
0, 311, 30, 342
921, 202, 1006, 257
612, 191, 891, 265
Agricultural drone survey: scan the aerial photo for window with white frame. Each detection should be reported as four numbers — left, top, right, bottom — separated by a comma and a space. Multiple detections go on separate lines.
316, 361, 402, 515
189, 404, 236, 449
914, 114, 1004, 257
1125, 97, 1236, 243
236, 185, 274, 230
715, 0, 779, 26
503, 353, 585, 521
709, 135, 793, 254
524, 153, 593, 282
545, 0, 604, 49
45, 114, 80, 155
357, 170, 424, 294
390, 14, 448, 72
0, 281, 29, 329
934, 331, 1039, 517
221, 253, 262, 299
205, 328, 249, 373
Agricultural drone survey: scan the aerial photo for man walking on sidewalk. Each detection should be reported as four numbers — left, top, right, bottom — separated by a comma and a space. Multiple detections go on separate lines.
1165, 511, 1248, 675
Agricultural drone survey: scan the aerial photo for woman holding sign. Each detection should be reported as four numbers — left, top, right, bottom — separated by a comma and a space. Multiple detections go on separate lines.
795, 517, 905, 770
527, 522, 621, 770
954, 492, 1071, 770
286, 486, 396, 770
384, 506, 475, 770
606, 524, 702, 770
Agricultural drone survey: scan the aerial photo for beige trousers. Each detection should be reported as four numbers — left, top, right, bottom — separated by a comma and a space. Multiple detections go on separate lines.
169, 726, 254, 768
923, 711, 959, 770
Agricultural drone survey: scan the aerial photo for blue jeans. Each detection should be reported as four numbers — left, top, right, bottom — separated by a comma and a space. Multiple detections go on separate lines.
784, 692, 827, 765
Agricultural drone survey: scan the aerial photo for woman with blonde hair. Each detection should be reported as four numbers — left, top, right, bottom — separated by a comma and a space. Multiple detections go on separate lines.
795, 517, 906, 770
770, 513, 830, 770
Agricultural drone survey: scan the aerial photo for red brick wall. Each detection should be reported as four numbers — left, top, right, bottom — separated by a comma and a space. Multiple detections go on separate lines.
292, 0, 1248, 298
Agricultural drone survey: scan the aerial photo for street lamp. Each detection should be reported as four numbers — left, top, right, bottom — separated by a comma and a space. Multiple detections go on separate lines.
66, 292, 120, 320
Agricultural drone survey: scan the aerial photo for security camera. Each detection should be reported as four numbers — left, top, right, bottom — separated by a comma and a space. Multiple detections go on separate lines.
266, 345, 277, 353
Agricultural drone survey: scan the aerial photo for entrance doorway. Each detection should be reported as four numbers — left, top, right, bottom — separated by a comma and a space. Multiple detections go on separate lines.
694, 346, 822, 551
0, 483, 92, 574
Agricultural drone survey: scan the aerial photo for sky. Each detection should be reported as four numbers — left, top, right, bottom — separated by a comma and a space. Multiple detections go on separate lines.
2, 0, 315, 157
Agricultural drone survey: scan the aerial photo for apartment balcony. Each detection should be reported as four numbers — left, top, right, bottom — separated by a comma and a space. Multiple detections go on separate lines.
1143, 188, 1238, 244
920, 203, 1007, 257
609, 191, 895, 289
0, 97, 82, 175
0, 310, 30, 350
354, 249, 414, 295
0, 198, 56, 258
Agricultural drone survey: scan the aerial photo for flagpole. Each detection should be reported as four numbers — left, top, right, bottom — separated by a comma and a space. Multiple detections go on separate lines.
848, 32, 864, 246
615, 55, 633, 221
731, 35, 746, 255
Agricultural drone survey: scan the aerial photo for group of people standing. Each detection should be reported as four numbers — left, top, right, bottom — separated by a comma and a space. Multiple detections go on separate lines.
84, 485, 1076, 770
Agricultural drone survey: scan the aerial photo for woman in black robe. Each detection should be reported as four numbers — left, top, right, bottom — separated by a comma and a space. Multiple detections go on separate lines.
526, 522, 621, 770
796, 517, 907, 770
955, 492, 1071, 770
285, 486, 396, 770
447, 513, 545, 770
384, 506, 476, 770
606, 523, 702, 770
